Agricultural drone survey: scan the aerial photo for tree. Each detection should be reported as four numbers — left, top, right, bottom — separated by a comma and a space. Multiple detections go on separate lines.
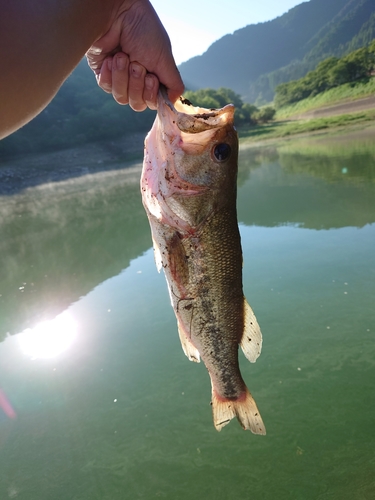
274, 42, 375, 109
182, 87, 261, 126
252, 107, 276, 123
236, 103, 259, 124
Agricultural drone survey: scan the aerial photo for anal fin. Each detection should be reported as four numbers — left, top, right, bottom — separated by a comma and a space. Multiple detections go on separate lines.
240, 299, 263, 363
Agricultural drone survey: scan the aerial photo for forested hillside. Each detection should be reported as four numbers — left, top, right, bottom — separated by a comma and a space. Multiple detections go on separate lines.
0, 61, 156, 159
180, 0, 375, 103
275, 41, 375, 108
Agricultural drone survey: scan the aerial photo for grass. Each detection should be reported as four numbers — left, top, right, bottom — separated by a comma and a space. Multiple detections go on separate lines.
276, 134, 375, 158
238, 109, 375, 145
275, 78, 375, 119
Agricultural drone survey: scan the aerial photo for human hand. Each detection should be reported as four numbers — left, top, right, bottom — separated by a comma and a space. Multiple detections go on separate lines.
86, 0, 184, 111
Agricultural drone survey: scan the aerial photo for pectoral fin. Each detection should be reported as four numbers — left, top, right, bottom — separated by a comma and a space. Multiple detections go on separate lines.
240, 299, 262, 363
152, 236, 163, 272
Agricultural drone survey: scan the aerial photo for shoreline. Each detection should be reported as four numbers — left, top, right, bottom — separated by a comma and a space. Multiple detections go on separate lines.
1, 96, 375, 194
0, 133, 145, 195
239, 116, 375, 151
239, 108, 375, 148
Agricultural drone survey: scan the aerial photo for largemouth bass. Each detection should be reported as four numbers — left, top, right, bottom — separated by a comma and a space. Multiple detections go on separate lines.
141, 88, 265, 434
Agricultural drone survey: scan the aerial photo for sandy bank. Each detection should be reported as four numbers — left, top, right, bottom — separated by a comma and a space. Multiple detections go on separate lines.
292, 95, 375, 120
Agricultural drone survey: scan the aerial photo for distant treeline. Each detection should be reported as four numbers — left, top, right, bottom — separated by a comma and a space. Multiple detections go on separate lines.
183, 88, 275, 125
275, 40, 375, 108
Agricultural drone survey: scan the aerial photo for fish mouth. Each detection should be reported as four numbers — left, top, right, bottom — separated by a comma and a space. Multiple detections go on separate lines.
158, 85, 235, 135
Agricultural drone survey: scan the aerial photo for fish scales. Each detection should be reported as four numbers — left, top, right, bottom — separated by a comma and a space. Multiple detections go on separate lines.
141, 87, 266, 434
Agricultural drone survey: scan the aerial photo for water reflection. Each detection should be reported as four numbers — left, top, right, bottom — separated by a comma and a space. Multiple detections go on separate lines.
238, 129, 375, 229
0, 129, 374, 499
1, 131, 375, 339
0, 165, 149, 337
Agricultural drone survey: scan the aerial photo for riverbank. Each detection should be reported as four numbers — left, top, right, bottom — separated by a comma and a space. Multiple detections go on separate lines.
1, 95, 375, 194
239, 104, 375, 147
275, 79, 375, 120
289, 94, 375, 120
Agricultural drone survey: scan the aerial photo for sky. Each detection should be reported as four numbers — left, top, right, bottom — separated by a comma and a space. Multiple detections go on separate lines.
152, 0, 307, 65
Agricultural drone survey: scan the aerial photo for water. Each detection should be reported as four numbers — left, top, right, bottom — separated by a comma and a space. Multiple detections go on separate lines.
0, 129, 374, 499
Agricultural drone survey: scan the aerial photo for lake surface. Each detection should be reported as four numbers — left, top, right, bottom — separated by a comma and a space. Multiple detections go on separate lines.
0, 129, 374, 499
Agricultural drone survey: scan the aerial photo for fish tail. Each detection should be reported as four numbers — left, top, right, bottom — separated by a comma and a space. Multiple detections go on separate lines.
211, 388, 266, 435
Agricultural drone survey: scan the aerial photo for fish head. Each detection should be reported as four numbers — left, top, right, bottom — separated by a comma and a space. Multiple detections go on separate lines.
142, 88, 239, 231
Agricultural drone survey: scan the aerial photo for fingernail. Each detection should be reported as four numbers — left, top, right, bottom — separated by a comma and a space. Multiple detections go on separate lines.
116, 55, 126, 71
145, 74, 154, 90
131, 63, 142, 78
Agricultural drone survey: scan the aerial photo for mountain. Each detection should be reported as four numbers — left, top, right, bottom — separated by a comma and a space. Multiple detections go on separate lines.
179, 0, 375, 103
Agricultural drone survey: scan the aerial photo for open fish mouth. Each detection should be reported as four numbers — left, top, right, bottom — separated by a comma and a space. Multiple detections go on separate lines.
157, 85, 236, 135
152, 86, 238, 162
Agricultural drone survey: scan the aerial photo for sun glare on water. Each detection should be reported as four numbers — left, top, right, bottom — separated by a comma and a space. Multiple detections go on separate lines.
17, 312, 77, 359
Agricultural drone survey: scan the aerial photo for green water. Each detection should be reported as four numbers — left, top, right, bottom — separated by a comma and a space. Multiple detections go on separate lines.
0, 130, 374, 499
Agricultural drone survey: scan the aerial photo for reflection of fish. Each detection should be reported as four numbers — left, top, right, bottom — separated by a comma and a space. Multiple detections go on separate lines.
141, 88, 265, 434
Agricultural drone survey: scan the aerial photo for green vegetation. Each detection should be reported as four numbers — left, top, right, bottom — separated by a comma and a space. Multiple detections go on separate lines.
238, 110, 375, 145
254, 3, 375, 103
276, 78, 375, 119
180, 0, 375, 103
275, 42, 375, 108
277, 135, 375, 159
252, 107, 276, 123
183, 88, 275, 125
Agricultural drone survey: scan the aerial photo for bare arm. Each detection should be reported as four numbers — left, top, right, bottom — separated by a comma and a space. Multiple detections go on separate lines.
0, 0, 184, 139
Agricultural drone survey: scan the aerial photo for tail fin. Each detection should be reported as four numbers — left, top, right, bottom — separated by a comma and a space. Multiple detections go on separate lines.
211, 388, 266, 435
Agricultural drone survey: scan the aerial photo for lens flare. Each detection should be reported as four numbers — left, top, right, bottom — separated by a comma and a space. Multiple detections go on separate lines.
0, 388, 16, 419
17, 311, 77, 359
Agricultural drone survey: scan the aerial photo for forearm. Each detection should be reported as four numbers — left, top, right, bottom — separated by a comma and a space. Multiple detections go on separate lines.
0, 0, 126, 139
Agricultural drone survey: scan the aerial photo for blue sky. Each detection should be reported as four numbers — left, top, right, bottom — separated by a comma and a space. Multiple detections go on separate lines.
152, 0, 307, 64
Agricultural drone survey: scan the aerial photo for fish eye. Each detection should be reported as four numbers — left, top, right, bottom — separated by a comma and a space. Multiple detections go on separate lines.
213, 143, 231, 162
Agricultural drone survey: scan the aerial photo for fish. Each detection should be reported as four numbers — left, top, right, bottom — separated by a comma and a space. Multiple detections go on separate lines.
140, 87, 265, 434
